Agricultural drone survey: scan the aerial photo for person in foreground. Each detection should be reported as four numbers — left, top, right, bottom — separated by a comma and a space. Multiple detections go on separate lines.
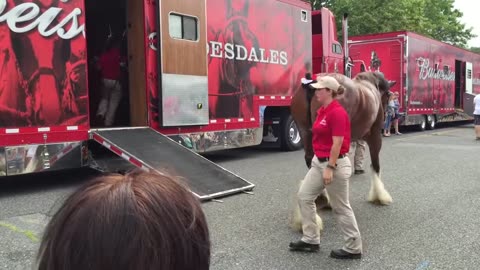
36, 170, 211, 270
289, 76, 363, 259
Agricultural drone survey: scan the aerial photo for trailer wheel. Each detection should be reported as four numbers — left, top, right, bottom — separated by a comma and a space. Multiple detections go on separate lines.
418, 115, 427, 131
426, 115, 436, 130
280, 113, 302, 151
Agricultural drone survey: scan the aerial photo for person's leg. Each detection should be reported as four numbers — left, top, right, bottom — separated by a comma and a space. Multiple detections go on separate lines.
290, 156, 325, 252
475, 115, 480, 139
386, 115, 392, 135
104, 81, 123, 127
96, 79, 111, 119
325, 157, 362, 259
383, 115, 391, 136
354, 140, 366, 174
347, 142, 357, 174
394, 117, 401, 134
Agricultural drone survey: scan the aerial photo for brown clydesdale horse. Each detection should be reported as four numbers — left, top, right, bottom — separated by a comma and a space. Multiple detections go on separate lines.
289, 71, 395, 232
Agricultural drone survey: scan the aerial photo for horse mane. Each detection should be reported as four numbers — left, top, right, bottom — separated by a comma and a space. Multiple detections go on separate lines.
301, 73, 317, 125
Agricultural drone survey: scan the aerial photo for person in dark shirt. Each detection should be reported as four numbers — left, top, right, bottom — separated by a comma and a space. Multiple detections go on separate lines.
289, 76, 362, 260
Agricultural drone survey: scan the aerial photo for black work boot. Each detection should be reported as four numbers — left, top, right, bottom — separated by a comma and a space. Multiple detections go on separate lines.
330, 249, 362, 259
289, 240, 319, 252
354, 169, 365, 175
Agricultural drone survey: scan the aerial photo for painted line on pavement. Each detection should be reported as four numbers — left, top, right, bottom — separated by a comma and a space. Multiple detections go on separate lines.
0, 222, 39, 242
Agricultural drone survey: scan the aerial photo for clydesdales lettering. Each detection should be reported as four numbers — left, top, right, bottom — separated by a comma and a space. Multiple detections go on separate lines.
208, 41, 288, 66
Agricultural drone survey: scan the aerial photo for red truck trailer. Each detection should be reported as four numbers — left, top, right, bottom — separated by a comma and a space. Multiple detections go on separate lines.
0, 0, 344, 199
348, 31, 480, 130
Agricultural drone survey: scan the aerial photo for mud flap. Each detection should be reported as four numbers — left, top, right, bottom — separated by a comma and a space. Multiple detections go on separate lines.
91, 127, 254, 200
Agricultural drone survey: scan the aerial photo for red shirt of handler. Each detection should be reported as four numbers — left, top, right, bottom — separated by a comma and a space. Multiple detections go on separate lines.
312, 99, 351, 158
98, 47, 123, 80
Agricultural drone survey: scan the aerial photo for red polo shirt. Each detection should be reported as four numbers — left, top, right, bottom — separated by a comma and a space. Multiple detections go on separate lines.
312, 100, 351, 158
98, 47, 123, 80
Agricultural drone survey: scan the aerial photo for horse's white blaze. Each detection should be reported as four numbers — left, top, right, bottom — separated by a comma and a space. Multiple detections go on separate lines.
368, 172, 393, 205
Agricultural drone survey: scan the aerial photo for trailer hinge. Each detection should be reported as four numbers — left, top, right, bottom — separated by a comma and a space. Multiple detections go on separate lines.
41, 134, 51, 169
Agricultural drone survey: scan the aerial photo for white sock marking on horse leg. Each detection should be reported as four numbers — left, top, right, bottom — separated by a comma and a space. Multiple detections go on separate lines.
290, 179, 324, 232
291, 202, 303, 232
368, 172, 392, 205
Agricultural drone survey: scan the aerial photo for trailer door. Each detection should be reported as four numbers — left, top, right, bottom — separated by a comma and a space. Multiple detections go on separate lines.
466, 62, 473, 94
159, 0, 208, 126
462, 62, 475, 116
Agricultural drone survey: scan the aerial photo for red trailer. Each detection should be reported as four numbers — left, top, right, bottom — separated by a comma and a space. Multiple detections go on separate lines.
348, 31, 480, 130
0, 0, 343, 199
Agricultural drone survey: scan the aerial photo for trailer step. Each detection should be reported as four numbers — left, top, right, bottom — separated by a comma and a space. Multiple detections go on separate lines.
91, 128, 255, 201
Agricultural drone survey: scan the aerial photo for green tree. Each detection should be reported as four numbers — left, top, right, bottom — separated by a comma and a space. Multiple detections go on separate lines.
308, 0, 476, 48
471, 47, 480, 54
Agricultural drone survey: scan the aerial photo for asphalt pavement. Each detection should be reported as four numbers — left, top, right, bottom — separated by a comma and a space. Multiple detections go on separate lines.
0, 123, 478, 269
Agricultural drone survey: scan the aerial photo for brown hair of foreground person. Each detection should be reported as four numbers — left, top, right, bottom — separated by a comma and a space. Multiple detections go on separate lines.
36, 170, 210, 270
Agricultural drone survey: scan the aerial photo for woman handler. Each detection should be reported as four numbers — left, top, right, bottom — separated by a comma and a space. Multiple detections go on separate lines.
289, 76, 363, 259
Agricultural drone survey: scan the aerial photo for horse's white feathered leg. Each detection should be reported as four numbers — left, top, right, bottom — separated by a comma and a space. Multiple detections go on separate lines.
291, 202, 323, 232
368, 171, 392, 205
290, 179, 324, 232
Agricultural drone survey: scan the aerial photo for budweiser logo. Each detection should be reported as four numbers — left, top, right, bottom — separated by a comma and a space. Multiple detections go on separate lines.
416, 57, 455, 81
0, 0, 84, 39
208, 41, 288, 66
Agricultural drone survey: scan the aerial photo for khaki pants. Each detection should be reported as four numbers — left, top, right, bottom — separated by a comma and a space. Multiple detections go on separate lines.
96, 79, 122, 126
297, 156, 362, 253
348, 140, 367, 171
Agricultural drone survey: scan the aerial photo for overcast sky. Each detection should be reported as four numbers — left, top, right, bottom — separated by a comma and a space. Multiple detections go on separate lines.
453, 0, 479, 47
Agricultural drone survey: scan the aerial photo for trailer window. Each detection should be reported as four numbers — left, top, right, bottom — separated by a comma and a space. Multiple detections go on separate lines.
332, 43, 342, 54
443, 65, 450, 73
169, 13, 198, 41
301, 10, 308, 22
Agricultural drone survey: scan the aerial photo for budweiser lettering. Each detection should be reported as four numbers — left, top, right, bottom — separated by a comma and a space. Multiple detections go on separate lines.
208, 41, 288, 66
0, 0, 84, 39
417, 57, 455, 81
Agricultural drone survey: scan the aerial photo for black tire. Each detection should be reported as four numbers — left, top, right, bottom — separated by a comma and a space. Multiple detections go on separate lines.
418, 115, 427, 131
280, 113, 303, 151
426, 115, 436, 130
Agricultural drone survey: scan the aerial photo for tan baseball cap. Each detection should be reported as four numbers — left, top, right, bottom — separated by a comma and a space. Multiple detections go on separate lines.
310, 76, 340, 91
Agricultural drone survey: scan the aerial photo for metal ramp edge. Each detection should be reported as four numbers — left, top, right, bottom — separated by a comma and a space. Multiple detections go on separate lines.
90, 127, 255, 201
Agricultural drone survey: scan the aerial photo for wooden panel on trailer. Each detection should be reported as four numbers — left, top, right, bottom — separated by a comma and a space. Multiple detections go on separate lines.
127, 0, 148, 126
158, 0, 209, 126
160, 0, 207, 76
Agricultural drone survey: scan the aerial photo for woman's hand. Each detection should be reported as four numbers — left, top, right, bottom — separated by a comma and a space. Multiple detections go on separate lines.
323, 167, 333, 185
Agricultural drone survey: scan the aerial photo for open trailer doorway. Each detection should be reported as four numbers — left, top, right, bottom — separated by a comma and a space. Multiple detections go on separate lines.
84, 0, 148, 129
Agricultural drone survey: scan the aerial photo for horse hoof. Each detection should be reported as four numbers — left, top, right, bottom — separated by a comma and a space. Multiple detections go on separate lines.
378, 191, 393, 205
368, 173, 393, 205
368, 192, 393, 205
316, 195, 331, 210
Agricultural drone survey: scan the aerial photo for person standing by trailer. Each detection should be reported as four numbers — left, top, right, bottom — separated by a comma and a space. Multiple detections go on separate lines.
289, 76, 362, 259
95, 35, 126, 127
474, 93, 480, 140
